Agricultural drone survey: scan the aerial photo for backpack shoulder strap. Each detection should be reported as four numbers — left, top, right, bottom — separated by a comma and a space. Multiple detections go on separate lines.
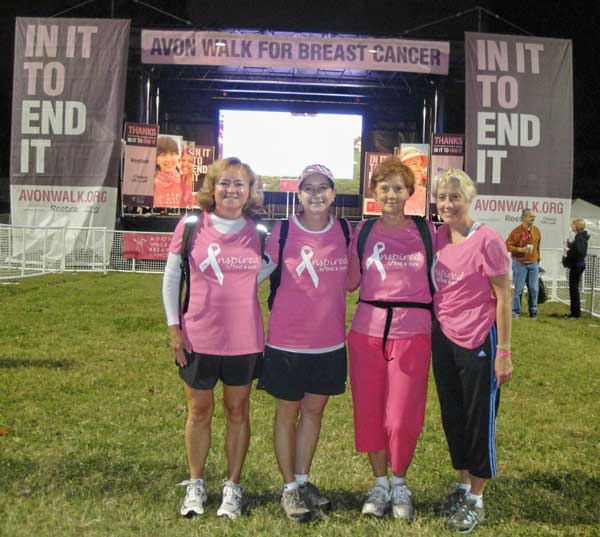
181, 210, 201, 260
357, 217, 377, 273
252, 215, 268, 258
337, 217, 351, 247
179, 210, 202, 320
267, 219, 290, 311
410, 215, 435, 297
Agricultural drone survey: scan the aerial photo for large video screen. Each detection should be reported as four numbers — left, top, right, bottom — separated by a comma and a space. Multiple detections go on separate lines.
218, 110, 362, 194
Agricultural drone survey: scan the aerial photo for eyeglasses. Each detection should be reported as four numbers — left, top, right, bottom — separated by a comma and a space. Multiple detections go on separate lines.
300, 185, 332, 196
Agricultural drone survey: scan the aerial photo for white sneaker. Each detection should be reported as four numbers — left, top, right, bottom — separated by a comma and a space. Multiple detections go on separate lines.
361, 485, 390, 517
391, 483, 414, 520
178, 478, 207, 517
216, 480, 243, 519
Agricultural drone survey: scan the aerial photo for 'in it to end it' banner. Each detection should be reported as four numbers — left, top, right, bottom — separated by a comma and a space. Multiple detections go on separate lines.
10, 18, 130, 258
465, 32, 573, 248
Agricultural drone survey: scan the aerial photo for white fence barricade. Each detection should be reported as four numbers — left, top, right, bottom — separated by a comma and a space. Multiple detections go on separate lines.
1, 223, 598, 317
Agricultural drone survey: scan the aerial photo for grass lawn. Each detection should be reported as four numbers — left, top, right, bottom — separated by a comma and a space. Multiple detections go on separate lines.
1, 273, 599, 536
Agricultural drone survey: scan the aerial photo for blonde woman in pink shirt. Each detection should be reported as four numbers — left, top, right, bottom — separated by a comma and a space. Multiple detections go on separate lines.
347, 157, 435, 521
162, 157, 265, 520
261, 164, 351, 521
431, 169, 512, 533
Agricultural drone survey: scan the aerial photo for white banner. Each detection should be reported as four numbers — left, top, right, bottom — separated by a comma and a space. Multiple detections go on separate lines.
470, 195, 571, 254
141, 30, 450, 74
10, 185, 118, 259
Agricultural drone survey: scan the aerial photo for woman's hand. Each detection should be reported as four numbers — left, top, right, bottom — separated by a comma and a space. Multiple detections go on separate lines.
168, 325, 192, 367
495, 355, 513, 386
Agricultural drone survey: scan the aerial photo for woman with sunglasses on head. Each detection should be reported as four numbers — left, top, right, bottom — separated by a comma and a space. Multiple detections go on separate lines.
162, 157, 265, 520
260, 164, 351, 521
346, 157, 435, 521
431, 169, 512, 533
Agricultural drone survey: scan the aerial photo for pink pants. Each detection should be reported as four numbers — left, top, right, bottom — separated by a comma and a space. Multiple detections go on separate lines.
348, 329, 431, 475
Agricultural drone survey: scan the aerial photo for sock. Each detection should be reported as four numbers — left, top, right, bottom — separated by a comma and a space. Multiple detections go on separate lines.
295, 474, 309, 486
466, 492, 483, 508
375, 476, 390, 490
284, 481, 299, 492
458, 483, 471, 494
390, 475, 406, 487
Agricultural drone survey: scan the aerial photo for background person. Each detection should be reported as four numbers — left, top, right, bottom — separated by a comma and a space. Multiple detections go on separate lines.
153, 136, 182, 208
260, 164, 351, 521
506, 209, 541, 319
162, 157, 264, 520
564, 218, 590, 318
431, 169, 512, 533
346, 157, 434, 521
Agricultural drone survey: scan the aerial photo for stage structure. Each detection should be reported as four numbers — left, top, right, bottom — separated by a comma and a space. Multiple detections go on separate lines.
123, 29, 451, 223
8, 5, 573, 252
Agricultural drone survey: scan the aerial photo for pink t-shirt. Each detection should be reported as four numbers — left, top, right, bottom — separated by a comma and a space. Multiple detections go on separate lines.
266, 216, 350, 350
433, 223, 510, 349
169, 212, 264, 355
347, 218, 435, 339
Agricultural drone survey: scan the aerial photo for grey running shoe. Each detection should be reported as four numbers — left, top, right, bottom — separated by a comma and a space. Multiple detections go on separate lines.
390, 483, 413, 520
281, 487, 312, 521
435, 485, 467, 517
447, 499, 485, 533
299, 481, 332, 511
216, 480, 243, 519
361, 485, 390, 517
178, 478, 207, 517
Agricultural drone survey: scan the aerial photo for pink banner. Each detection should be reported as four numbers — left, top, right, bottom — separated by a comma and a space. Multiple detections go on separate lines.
122, 232, 171, 260
396, 144, 429, 217
280, 178, 299, 192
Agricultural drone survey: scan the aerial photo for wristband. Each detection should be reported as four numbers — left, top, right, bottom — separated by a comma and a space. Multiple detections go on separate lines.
496, 343, 511, 351
497, 351, 512, 358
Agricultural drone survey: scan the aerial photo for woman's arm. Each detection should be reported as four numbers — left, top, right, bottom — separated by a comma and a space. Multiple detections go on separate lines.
346, 253, 361, 292
489, 273, 513, 386
162, 252, 193, 366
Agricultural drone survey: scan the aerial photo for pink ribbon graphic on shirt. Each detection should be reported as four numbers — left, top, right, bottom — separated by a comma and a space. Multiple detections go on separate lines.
296, 245, 319, 288
366, 241, 387, 281
199, 243, 224, 285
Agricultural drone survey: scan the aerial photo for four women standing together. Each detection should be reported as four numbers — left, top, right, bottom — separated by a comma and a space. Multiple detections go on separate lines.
162, 158, 513, 532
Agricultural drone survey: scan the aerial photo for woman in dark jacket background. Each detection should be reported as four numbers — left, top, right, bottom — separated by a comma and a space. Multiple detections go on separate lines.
565, 218, 590, 318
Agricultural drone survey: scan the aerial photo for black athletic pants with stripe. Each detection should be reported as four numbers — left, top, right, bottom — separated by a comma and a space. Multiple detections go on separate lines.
432, 321, 500, 479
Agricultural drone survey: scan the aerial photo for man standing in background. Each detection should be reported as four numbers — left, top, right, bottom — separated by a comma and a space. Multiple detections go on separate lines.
506, 209, 542, 319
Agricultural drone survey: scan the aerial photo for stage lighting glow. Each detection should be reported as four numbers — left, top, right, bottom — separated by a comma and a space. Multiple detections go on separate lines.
218, 109, 362, 194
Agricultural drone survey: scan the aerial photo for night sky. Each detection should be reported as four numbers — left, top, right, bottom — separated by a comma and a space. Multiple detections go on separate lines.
1, 0, 598, 206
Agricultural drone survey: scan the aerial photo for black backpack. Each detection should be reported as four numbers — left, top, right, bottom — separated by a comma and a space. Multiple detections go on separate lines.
178, 210, 267, 322
267, 217, 351, 310
356, 215, 435, 359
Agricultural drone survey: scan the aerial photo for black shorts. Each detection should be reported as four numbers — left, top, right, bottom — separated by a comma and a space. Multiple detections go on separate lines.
179, 350, 262, 390
260, 345, 347, 401
432, 322, 500, 479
